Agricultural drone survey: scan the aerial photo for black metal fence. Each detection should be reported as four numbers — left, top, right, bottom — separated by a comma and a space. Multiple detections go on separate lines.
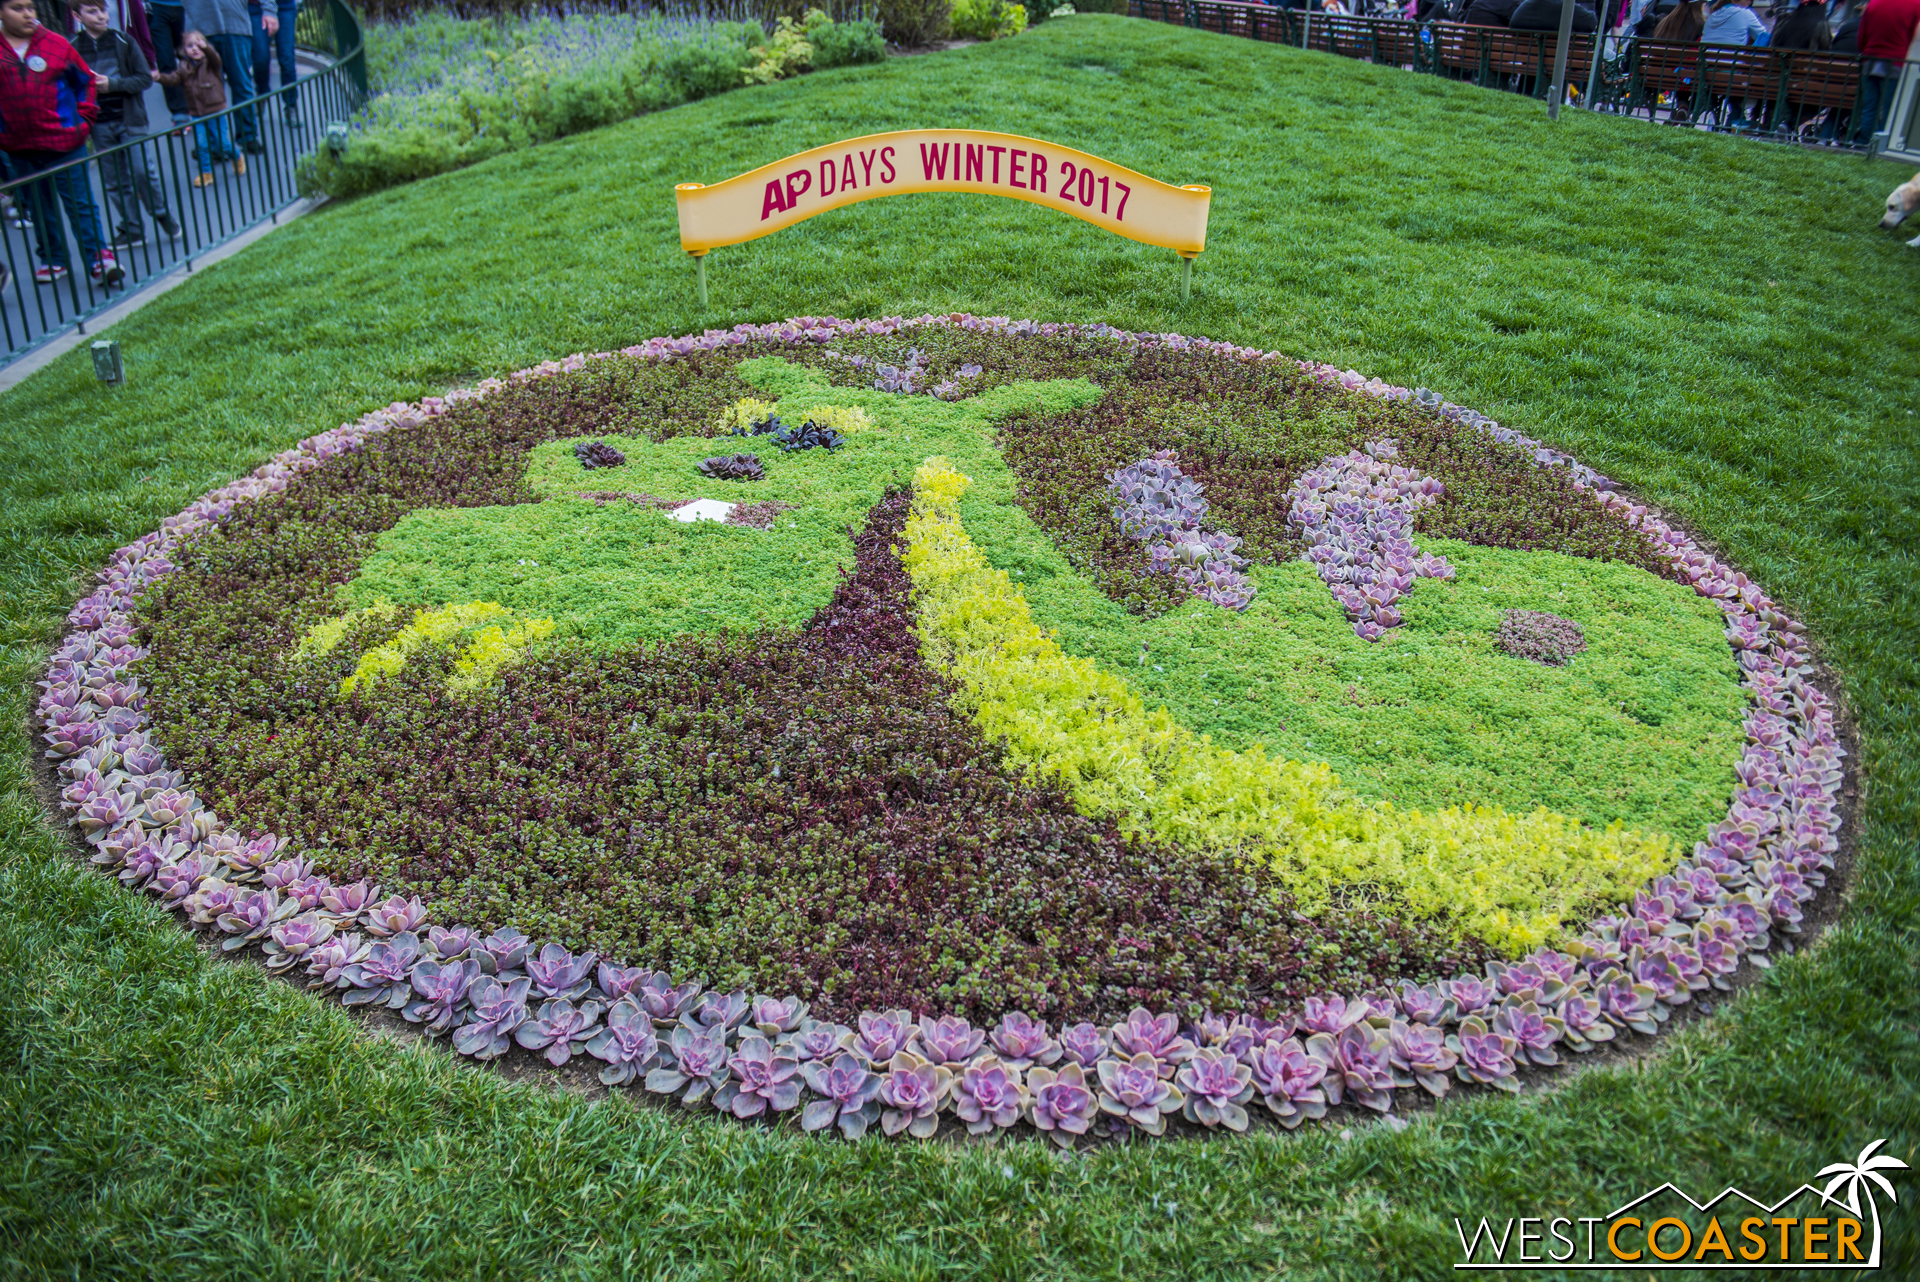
1130, 0, 1906, 151
0, 0, 367, 366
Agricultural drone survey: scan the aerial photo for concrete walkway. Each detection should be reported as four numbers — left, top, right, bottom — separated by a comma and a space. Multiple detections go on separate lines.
0, 194, 321, 393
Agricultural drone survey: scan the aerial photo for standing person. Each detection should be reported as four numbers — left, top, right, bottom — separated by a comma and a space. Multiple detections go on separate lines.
148, 0, 186, 124
115, 0, 156, 65
153, 27, 239, 183
247, 0, 295, 127
71, 0, 179, 245
183, 0, 252, 152
1855, 0, 1920, 142
0, 0, 122, 284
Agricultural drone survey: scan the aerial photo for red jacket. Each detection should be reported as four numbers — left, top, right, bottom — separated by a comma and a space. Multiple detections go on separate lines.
1859, 0, 1920, 60
0, 27, 97, 154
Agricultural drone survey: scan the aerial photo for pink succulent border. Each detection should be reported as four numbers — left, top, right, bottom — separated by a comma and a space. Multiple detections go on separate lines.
35, 315, 1845, 1143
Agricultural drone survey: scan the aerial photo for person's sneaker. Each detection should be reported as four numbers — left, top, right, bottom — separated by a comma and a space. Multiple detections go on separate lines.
0, 262, 10, 294
157, 215, 185, 241
113, 228, 146, 248
34, 264, 69, 283
91, 251, 124, 286
242, 140, 265, 155
284, 110, 304, 129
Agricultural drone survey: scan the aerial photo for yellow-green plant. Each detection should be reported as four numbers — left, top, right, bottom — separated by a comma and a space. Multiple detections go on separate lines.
449, 617, 557, 695
720, 397, 873, 437
719, 398, 779, 433
297, 600, 553, 697
744, 15, 813, 83
793, 403, 875, 435
293, 598, 400, 660
950, 0, 1028, 40
900, 457, 1672, 951
343, 601, 512, 694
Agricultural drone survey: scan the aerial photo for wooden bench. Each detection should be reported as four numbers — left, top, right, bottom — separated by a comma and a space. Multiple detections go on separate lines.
1131, 0, 1188, 25
1773, 49, 1862, 114
1623, 41, 1861, 129
1130, 0, 1419, 67
1314, 14, 1424, 67
1427, 22, 1594, 96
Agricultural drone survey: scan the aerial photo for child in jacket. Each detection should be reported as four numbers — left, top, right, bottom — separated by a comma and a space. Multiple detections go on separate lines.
153, 26, 240, 183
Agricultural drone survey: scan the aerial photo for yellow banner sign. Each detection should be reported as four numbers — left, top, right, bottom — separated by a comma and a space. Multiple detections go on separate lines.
675, 129, 1211, 258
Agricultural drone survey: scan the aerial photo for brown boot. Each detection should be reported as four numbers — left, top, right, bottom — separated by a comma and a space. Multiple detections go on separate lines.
233, 155, 247, 176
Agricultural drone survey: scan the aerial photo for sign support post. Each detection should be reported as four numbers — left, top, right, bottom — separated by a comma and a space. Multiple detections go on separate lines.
1547, 0, 1576, 120
692, 251, 708, 309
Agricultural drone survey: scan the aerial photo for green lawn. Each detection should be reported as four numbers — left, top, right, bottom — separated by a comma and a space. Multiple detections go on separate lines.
3, 15, 1917, 1279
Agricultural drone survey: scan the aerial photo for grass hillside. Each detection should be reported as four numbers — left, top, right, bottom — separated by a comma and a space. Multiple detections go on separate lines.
2, 16, 1915, 1279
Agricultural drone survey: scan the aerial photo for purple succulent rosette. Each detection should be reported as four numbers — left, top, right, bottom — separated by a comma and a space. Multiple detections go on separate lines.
1108, 450, 1257, 610
33, 314, 1845, 1144
1285, 439, 1454, 641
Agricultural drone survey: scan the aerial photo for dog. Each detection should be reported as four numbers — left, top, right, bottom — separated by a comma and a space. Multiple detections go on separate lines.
1881, 171, 1920, 247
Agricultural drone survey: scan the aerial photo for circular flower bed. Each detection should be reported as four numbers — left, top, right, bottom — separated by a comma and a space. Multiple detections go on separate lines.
39, 316, 1845, 1144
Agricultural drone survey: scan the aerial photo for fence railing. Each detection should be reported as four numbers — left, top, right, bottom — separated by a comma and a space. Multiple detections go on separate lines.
1129, 1, 1907, 152
0, 0, 367, 367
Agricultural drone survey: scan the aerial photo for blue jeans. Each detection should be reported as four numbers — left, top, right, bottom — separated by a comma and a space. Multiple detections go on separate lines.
1854, 73, 1899, 146
207, 32, 260, 149
193, 116, 234, 173
149, 2, 189, 123
4, 144, 107, 270
250, 0, 300, 112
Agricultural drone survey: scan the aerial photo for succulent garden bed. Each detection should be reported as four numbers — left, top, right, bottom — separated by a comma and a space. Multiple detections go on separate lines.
38, 316, 1846, 1145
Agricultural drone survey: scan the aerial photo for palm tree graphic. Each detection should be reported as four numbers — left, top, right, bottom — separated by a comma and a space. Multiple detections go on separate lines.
1818, 1138, 1910, 1267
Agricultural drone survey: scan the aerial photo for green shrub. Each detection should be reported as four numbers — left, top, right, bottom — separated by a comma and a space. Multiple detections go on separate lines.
807, 10, 887, 64
950, 0, 1027, 38
952, 0, 1029, 38
300, 11, 880, 199
876, 0, 951, 45
657, 28, 758, 99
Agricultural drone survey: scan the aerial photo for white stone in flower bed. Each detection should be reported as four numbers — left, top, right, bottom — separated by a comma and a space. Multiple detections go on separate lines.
667, 499, 737, 523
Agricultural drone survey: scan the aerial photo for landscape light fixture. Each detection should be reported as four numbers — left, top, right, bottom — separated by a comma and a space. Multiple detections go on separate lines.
90, 340, 124, 386
325, 121, 351, 156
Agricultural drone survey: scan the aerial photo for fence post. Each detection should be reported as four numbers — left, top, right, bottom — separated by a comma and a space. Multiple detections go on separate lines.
330, 0, 369, 102
1772, 49, 1792, 132
1547, 0, 1576, 118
